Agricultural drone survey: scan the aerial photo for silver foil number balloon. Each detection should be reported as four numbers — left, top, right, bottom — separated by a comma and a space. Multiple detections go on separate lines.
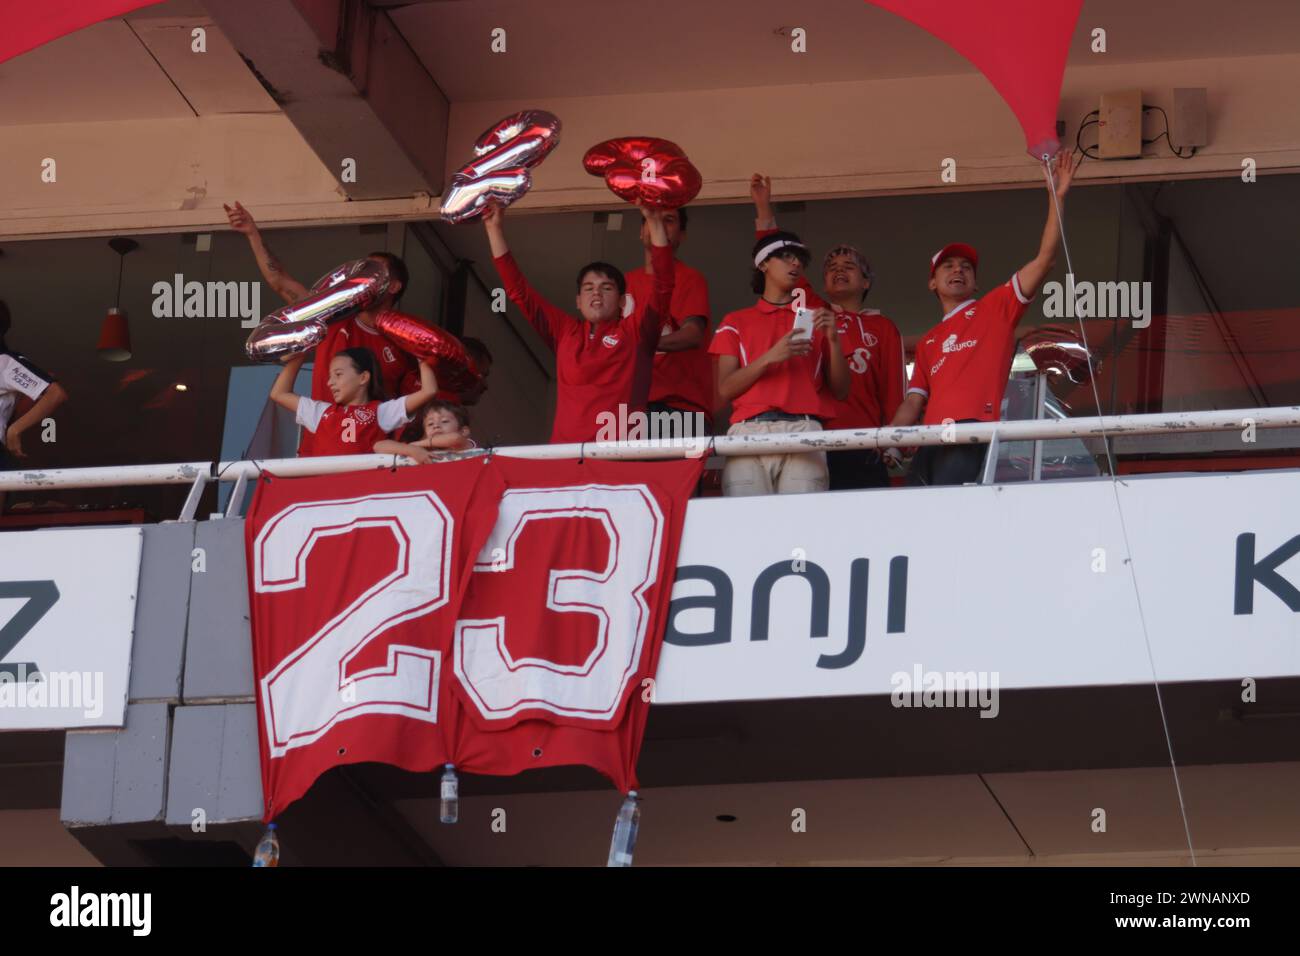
440, 110, 562, 224
244, 258, 391, 362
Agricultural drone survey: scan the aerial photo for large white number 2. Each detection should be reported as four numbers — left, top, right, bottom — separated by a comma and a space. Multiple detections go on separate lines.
253, 493, 452, 757
454, 484, 664, 721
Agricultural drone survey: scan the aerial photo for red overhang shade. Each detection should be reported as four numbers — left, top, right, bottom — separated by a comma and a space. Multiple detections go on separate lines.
1, 1, 166, 65
866, 0, 1084, 157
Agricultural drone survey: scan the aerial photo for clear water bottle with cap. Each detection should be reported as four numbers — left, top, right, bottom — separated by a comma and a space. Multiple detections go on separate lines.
252, 823, 279, 868
440, 763, 459, 824
606, 790, 640, 867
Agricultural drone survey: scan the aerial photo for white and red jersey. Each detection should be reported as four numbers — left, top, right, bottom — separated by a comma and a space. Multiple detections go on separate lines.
907, 275, 1034, 424
0, 349, 54, 438
295, 397, 412, 457
709, 300, 834, 424
625, 259, 712, 417
300, 316, 419, 455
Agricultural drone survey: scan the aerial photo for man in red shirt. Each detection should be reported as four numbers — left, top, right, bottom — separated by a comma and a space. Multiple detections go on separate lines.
884, 151, 1076, 486
623, 207, 712, 440
483, 201, 676, 444
751, 174, 906, 490
709, 232, 850, 496
225, 201, 420, 455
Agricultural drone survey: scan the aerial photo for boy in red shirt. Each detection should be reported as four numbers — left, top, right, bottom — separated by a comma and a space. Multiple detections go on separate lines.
750, 174, 906, 489
709, 232, 850, 496
225, 201, 420, 454
483, 202, 676, 444
884, 151, 1076, 486
623, 207, 712, 438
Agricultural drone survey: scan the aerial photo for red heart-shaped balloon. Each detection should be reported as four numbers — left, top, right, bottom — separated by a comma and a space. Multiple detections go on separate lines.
582, 137, 702, 208
374, 311, 481, 395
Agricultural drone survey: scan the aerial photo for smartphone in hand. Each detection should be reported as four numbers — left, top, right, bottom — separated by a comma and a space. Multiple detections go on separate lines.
792, 308, 815, 340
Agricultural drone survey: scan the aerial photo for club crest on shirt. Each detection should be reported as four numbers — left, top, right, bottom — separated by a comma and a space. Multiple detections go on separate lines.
602, 333, 621, 349
862, 331, 879, 347
383, 347, 395, 363
346, 405, 376, 426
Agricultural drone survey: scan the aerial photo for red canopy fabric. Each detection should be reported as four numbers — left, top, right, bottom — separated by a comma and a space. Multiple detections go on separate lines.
867, 0, 1083, 156
0, 0, 165, 65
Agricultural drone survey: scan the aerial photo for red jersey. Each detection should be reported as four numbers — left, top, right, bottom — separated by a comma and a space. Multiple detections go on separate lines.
625, 259, 712, 417
709, 299, 834, 425
752, 226, 903, 429
299, 316, 419, 455
493, 244, 676, 444
907, 275, 1033, 424
295, 397, 412, 457
826, 309, 906, 430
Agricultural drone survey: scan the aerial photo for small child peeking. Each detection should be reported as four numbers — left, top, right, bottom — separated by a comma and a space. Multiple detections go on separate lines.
271, 347, 437, 457
375, 399, 475, 464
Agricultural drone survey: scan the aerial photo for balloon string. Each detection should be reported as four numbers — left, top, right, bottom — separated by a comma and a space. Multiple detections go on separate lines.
1043, 154, 1197, 866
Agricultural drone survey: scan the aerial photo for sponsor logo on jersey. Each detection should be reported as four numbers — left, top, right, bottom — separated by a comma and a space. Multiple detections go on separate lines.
941, 333, 977, 354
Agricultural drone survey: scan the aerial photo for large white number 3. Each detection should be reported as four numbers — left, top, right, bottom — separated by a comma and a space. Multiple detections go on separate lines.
454, 484, 663, 722
253, 493, 451, 757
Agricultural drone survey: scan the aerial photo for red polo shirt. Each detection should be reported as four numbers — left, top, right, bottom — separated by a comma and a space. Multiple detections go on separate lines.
709, 299, 833, 425
493, 244, 676, 443
625, 259, 712, 417
907, 274, 1033, 424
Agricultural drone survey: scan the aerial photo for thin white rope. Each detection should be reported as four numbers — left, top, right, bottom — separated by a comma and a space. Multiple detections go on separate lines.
1043, 154, 1197, 865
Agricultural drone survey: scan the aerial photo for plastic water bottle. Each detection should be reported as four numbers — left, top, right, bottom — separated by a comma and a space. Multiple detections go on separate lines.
440, 764, 459, 824
606, 791, 640, 867
252, 823, 279, 867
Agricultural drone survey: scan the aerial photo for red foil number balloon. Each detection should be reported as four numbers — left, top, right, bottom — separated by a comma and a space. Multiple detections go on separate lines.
373, 311, 481, 395
441, 110, 562, 223
582, 137, 702, 208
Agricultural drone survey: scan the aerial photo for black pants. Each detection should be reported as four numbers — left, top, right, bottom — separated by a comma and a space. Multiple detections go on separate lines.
646, 402, 708, 440
907, 419, 989, 487
827, 449, 891, 490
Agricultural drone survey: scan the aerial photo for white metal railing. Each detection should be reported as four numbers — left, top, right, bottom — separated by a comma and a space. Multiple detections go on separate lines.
4, 405, 1298, 507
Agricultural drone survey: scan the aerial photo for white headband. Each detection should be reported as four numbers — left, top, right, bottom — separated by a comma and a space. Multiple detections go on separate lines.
754, 238, 807, 268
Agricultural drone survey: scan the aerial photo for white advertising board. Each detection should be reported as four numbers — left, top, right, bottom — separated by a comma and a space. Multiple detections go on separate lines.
0, 526, 143, 729
655, 470, 1300, 704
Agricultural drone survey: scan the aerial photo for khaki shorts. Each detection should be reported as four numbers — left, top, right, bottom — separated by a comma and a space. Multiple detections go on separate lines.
722, 417, 828, 497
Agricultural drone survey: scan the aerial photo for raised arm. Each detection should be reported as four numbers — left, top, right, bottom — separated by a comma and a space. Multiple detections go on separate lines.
750, 172, 824, 310
637, 204, 679, 348
402, 360, 439, 416
1014, 151, 1075, 301
482, 202, 564, 349
269, 353, 308, 414
751, 173, 776, 230
224, 201, 310, 304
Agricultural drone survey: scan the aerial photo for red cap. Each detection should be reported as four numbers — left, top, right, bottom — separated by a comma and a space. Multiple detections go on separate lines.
930, 243, 979, 278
